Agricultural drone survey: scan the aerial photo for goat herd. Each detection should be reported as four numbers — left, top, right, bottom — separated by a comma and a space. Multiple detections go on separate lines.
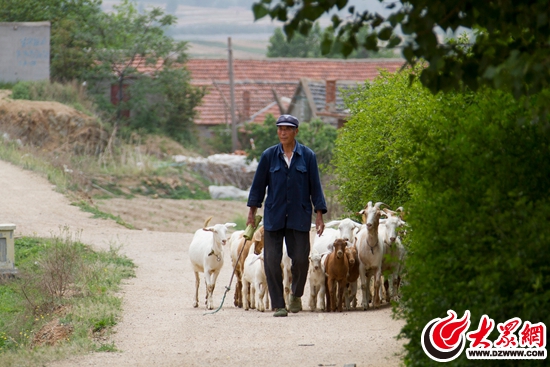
188, 201, 407, 314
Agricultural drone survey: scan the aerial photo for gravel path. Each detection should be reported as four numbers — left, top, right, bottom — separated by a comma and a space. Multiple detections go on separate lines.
0, 159, 406, 367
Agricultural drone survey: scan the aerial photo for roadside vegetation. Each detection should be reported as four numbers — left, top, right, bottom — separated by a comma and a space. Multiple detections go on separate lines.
0, 228, 135, 366
334, 64, 550, 367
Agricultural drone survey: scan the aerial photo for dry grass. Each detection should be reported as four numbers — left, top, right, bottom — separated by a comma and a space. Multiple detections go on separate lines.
31, 319, 74, 347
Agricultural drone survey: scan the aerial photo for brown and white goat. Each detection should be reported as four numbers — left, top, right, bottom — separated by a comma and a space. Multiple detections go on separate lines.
230, 226, 264, 308
344, 243, 360, 310
323, 239, 349, 312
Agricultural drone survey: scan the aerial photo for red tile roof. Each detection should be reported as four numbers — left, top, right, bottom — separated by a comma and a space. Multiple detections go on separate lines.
186, 58, 405, 82
249, 97, 291, 124
189, 58, 405, 126
195, 80, 297, 126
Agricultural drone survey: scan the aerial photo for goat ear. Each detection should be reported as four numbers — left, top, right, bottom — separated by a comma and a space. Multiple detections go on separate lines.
252, 228, 262, 242
325, 220, 340, 228
202, 227, 214, 232
357, 209, 365, 215
224, 222, 237, 228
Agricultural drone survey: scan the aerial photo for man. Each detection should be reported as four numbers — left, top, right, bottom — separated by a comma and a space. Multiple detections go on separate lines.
247, 114, 327, 317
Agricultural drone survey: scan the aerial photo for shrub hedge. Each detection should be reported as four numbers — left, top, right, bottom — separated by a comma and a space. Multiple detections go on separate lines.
334, 67, 550, 366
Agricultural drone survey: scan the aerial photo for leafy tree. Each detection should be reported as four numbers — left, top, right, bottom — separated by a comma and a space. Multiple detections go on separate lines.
0, 0, 102, 81
86, 0, 204, 145
124, 67, 206, 146
267, 22, 397, 58
295, 118, 337, 168
245, 114, 278, 160
267, 23, 323, 57
253, 0, 550, 100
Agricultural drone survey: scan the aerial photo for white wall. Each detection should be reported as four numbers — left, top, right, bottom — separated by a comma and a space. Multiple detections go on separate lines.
0, 22, 50, 83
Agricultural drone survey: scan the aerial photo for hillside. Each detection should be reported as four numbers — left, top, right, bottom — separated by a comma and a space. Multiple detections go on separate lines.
0, 90, 250, 233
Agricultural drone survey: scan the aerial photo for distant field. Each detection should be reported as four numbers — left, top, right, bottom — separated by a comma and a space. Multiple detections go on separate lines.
100, 1, 397, 59
185, 37, 269, 59
101, 2, 274, 58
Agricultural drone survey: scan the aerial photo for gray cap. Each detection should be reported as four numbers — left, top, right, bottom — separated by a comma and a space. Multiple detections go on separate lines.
276, 114, 299, 128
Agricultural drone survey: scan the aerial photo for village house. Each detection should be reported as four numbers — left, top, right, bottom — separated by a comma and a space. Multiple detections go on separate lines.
185, 58, 405, 139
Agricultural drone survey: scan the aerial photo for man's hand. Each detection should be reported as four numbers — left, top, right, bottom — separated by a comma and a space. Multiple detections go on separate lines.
247, 207, 258, 227
315, 211, 325, 236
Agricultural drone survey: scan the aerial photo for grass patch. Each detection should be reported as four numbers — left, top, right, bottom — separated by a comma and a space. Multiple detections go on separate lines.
231, 214, 247, 231
72, 201, 135, 229
0, 142, 70, 194
11, 80, 98, 116
0, 81, 16, 89
0, 228, 135, 366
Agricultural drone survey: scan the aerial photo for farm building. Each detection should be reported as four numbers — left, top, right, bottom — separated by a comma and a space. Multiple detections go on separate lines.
185, 58, 405, 138
127, 57, 405, 140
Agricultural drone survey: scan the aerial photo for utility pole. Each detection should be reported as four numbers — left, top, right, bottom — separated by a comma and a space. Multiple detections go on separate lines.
228, 37, 238, 152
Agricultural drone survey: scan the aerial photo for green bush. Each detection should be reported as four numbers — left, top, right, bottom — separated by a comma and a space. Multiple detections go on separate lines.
10, 80, 96, 116
399, 88, 550, 367
333, 67, 431, 211
11, 81, 31, 100
334, 66, 550, 366
245, 114, 278, 160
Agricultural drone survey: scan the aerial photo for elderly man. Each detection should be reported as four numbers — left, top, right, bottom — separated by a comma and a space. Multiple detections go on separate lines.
247, 114, 327, 317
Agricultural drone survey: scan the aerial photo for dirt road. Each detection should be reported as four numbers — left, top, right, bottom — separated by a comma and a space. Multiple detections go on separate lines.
0, 159, 406, 367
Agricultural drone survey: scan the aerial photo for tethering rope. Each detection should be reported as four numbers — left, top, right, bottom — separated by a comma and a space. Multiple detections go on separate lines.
203, 237, 249, 316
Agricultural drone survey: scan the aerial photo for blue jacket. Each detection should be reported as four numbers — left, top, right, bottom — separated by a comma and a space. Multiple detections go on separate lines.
247, 141, 327, 232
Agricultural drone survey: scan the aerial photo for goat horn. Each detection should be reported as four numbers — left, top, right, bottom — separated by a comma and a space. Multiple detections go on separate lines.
203, 216, 213, 229
396, 206, 405, 218
374, 202, 389, 210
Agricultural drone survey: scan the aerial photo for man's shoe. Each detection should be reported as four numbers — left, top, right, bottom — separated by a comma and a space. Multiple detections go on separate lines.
273, 308, 288, 317
289, 294, 302, 313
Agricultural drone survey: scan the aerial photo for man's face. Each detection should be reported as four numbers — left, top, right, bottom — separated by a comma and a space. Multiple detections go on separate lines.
277, 125, 298, 145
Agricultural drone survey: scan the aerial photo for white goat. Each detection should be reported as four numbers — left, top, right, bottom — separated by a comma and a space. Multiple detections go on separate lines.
380, 208, 406, 302
356, 201, 388, 309
189, 217, 236, 309
308, 250, 326, 311
312, 227, 339, 255
229, 229, 245, 270
281, 240, 292, 309
312, 218, 362, 255
326, 218, 363, 242
242, 246, 269, 312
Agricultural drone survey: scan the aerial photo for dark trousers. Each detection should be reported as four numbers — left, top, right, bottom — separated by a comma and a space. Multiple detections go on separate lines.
264, 228, 310, 309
